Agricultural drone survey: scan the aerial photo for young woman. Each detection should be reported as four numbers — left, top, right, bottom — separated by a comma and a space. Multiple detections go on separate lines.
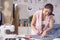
31, 3, 54, 38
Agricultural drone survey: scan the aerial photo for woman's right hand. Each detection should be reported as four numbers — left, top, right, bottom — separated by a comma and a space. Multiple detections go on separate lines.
34, 29, 40, 34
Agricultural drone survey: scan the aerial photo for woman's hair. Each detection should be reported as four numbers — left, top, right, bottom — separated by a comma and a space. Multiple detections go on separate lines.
44, 3, 54, 16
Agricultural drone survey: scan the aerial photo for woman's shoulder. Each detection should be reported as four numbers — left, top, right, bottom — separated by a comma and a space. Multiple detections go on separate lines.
49, 15, 54, 20
33, 10, 42, 16
50, 15, 53, 18
35, 10, 42, 14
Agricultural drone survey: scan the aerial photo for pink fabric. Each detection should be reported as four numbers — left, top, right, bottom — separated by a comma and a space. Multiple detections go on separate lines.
34, 10, 50, 34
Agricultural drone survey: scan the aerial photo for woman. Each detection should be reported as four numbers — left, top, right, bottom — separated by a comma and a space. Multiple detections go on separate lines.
31, 3, 54, 38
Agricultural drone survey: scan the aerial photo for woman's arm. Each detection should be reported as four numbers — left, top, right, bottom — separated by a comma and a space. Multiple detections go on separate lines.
31, 13, 39, 34
44, 15, 54, 33
41, 15, 54, 38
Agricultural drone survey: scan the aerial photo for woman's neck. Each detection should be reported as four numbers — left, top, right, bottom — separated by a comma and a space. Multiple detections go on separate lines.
42, 10, 46, 21
42, 10, 45, 16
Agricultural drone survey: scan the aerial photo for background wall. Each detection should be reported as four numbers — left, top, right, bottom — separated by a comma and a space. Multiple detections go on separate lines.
14, 0, 60, 24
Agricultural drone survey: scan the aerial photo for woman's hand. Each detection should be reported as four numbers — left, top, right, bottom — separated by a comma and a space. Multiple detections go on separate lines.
34, 29, 40, 34
40, 31, 47, 38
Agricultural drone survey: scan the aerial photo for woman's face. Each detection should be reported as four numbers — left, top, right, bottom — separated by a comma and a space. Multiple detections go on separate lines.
43, 8, 51, 16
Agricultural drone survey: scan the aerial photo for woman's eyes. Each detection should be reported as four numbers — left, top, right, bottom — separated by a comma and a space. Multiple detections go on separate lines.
45, 11, 51, 13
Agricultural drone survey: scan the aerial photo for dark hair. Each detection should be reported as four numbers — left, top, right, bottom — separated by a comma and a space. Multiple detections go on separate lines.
44, 3, 54, 16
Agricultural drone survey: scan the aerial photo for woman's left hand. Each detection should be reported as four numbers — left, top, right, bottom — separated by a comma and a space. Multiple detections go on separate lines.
40, 31, 47, 38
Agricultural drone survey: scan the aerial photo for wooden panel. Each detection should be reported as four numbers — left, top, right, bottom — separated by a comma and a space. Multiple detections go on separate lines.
13, 5, 20, 34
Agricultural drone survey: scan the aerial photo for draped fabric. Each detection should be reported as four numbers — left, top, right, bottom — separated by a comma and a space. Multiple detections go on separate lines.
31, 10, 50, 35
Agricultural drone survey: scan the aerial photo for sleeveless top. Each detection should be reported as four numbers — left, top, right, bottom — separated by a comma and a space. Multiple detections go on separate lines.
34, 10, 50, 33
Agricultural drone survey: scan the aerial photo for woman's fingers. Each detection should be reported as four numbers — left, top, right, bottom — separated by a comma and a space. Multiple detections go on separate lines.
40, 31, 47, 38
